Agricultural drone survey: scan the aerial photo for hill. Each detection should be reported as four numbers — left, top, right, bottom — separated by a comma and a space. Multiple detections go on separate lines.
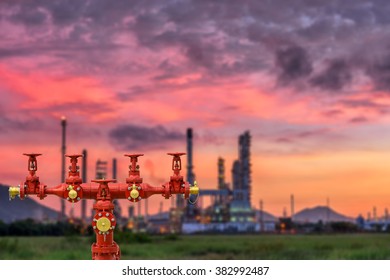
255, 210, 278, 221
0, 184, 61, 223
293, 206, 354, 223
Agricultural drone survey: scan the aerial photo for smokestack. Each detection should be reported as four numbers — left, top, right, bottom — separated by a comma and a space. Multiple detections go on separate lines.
186, 128, 195, 184
159, 202, 163, 214
112, 158, 117, 180
385, 208, 389, 221
60, 116, 66, 221
81, 149, 87, 223
290, 194, 295, 220
218, 157, 225, 189
239, 131, 251, 200
185, 128, 196, 220
373, 206, 377, 221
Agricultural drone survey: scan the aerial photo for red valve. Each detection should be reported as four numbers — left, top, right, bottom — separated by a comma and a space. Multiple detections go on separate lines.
23, 153, 42, 175
92, 179, 117, 200
167, 152, 185, 175
124, 154, 144, 184
65, 154, 82, 174
124, 153, 143, 172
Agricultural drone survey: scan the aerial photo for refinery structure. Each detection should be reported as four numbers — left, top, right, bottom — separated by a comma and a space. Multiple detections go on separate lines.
54, 118, 260, 233
181, 129, 257, 233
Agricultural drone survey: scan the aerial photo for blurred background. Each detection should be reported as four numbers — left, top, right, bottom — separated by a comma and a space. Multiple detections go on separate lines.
1, 0, 390, 259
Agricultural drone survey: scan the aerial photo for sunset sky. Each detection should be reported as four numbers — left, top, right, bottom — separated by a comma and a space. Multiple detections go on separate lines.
1, 0, 390, 219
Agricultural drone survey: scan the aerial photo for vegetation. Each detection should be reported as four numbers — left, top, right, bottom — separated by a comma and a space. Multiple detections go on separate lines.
1, 233, 390, 260
0, 219, 87, 236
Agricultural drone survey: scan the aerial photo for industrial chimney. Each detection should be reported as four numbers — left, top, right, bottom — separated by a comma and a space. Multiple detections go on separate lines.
185, 128, 196, 220
60, 116, 66, 221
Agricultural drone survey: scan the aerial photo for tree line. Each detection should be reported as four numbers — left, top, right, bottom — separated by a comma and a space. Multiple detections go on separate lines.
0, 219, 93, 236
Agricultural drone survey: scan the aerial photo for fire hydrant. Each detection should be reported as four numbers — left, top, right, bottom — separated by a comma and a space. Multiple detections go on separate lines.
9, 152, 199, 260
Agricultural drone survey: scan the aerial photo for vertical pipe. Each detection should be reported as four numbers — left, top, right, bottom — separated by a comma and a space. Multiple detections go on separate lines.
187, 128, 194, 184
60, 116, 66, 221
112, 158, 117, 180
81, 149, 87, 223
218, 157, 225, 205
185, 128, 196, 219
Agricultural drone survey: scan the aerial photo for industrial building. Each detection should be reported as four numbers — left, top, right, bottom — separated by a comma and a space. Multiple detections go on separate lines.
181, 130, 258, 233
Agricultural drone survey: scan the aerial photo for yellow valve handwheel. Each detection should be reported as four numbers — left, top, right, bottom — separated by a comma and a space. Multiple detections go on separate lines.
190, 181, 199, 195
67, 185, 78, 200
130, 183, 139, 199
69, 190, 77, 199
188, 181, 200, 205
9, 186, 20, 200
96, 217, 111, 232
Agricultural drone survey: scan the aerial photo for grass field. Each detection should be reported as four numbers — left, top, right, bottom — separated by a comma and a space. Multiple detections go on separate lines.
1, 233, 390, 260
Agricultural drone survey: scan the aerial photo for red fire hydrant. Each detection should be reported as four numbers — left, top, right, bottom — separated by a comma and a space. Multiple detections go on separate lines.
9, 152, 199, 260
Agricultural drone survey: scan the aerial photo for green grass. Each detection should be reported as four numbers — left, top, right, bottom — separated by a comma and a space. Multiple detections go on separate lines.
1, 233, 390, 260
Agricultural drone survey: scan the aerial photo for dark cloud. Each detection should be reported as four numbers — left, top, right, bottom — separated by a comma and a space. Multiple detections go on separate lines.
310, 59, 352, 91
0, 116, 43, 132
365, 53, 390, 91
9, 7, 48, 25
1, 0, 390, 94
275, 45, 313, 85
295, 128, 329, 139
349, 116, 369, 123
340, 99, 389, 112
275, 137, 293, 143
116, 86, 150, 101
274, 128, 329, 144
297, 18, 335, 41
339, 98, 390, 115
322, 109, 344, 118
40, 101, 115, 116
0, 47, 34, 58
184, 41, 217, 69
109, 124, 185, 150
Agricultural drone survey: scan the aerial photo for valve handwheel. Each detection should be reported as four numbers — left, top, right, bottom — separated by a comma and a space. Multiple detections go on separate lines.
92, 211, 116, 235
97, 217, 111, 232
